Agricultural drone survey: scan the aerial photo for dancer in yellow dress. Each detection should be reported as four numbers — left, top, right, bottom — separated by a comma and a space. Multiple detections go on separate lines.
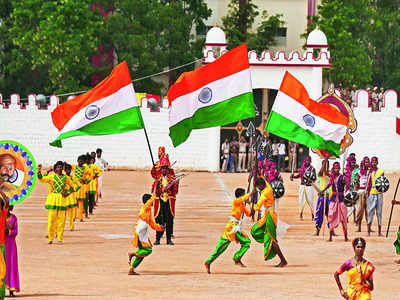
87, 155, 102, 215
64, 163, 80, 231
334, 237, 375, 299
72, 155, 91, 222
38, 161, 73, 244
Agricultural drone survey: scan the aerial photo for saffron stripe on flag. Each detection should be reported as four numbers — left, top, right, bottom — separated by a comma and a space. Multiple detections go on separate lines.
279, 72, 348, 125
168, 44, 249, 102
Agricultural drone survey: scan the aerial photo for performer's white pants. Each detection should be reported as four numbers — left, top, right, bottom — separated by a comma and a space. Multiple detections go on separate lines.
299, 185, 314, 214
367, 193, 383, 226
238, 153, 247, 171
347, 206, 355, 219
98, 175, 104, 197
274, 198, 279, 216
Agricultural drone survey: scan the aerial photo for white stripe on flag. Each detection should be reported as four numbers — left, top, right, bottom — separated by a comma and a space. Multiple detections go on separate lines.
272, 91, 347, 144
169, 68, 252, 127
60, 84, 137, 134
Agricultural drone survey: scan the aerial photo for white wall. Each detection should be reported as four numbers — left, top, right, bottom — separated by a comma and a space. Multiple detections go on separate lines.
310, 90, 400, 172
0, 95, 220, 171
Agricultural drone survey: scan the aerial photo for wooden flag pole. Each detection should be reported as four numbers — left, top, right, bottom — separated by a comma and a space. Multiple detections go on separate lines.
386, 177, 400, 238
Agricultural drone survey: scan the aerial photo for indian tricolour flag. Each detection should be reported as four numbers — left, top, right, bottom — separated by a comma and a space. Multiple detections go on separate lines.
266, 72, 349, 157
50, 61, 144, 147
168, 44, 255, 147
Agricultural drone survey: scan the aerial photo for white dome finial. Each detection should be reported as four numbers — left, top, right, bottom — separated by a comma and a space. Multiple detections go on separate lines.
205, 26, 227, 46
306, 27, 328, 48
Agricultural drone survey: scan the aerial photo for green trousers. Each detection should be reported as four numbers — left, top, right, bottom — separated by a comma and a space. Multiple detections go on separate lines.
0, 245, 4, 299
131, 241, 152, 270
205, 232, 250, 264
251, 212, 277, 261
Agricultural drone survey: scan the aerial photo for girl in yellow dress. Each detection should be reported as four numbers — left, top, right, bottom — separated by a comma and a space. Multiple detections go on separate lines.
334, 237, 375, 299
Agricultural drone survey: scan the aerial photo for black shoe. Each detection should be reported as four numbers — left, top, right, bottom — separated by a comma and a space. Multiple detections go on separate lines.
167, 239, 174, 245
154, 239, 160, 245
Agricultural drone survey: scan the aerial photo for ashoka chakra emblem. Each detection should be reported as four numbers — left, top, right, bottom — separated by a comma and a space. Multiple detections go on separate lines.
303, 114, 315, 128
85, 105, 100, 120
198, 87, 213, 104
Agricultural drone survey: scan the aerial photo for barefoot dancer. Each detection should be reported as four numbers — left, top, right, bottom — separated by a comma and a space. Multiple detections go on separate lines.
367, 157, 384, 236
128, 194, 164, 275
320, 162, 349, 242
354, 157, 370, 232
334, 237, 375, 299
290, 156, 316, 220
204, 188, 252, 274
314, 158, 330, 236
250, 178, 288, 267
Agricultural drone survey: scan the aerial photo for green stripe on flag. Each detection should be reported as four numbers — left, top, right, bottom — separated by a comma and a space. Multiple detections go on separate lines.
169, 92, 254, 147
50, 106, 144, 147
265, 111, 341, 157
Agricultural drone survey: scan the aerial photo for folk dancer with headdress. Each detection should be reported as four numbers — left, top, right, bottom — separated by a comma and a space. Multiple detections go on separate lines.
0, 177, 10, 299
250, 178, 288, 267
320, 162, 349, 242
345, 155, 358, 222
38, 161, 73, 244
264, 159, 283, 215
72, 155, 92, 222
334, 237, 375, 299
314, 158, 331, 236
204, 188, 252, 274
290, 156, 316, 220
354, 157, 370, 232
366, 156, 384, 236
153, 157, 178, 245
128, 194, 165, 275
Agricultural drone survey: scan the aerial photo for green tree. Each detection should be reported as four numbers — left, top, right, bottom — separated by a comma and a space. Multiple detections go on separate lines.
102, 0, 211, 94
303, 0, 374, 87
8, 0, 104, 95
370, 0, 400, 89
222, 0, 284, 52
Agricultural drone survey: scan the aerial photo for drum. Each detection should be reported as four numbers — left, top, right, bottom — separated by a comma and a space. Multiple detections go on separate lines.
271, 180, 285, 199
344, 191, 359, 207
303, 170, 316, 185
375, 176, 390, 193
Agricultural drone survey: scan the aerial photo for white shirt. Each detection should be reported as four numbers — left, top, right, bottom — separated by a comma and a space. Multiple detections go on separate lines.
221, 142, 229, 154
95, 157, 108, 171
239, 142, 246, 152
272, 144, 278, 156
278, 143, 286, 155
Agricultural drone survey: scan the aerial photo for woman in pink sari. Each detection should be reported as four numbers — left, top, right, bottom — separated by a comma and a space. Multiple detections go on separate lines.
5, 206, 19, 296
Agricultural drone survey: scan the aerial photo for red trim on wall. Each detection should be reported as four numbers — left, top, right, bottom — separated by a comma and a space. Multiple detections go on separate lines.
306, 44, 330, 48
397, 118, 400, 135
204, 43, 227, 47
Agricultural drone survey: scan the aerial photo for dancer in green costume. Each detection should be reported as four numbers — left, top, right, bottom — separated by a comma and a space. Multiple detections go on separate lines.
250, 178, 288, 267
392, 200, 400, 264
204, 188, 252, 274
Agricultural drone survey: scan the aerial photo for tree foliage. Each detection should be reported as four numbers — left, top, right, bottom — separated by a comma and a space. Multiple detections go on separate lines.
7, 0, 104, 95
222, 0, 284, 53
100, 0, 211, 94
304, 0, 400, 90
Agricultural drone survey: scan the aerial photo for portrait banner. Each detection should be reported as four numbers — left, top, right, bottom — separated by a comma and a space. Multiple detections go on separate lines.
0, 140, 37, 205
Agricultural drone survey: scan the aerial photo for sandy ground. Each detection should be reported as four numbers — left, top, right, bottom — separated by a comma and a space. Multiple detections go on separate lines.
13, 171, 400, 299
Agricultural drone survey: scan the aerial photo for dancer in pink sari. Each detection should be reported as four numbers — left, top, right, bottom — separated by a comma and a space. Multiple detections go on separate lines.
5, 206, 19, 296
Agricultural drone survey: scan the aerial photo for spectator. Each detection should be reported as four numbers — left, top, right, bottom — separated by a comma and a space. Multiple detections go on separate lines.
350, 84, 357, 107
277, 139, 286, 172
371, 87, 378, 111
287, 141, 298, 172
238, 136, 248, 172
272, 139, 279, 164
230, 136, 239, 172
221, 138, 230, 172
378, 87, 384, 111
